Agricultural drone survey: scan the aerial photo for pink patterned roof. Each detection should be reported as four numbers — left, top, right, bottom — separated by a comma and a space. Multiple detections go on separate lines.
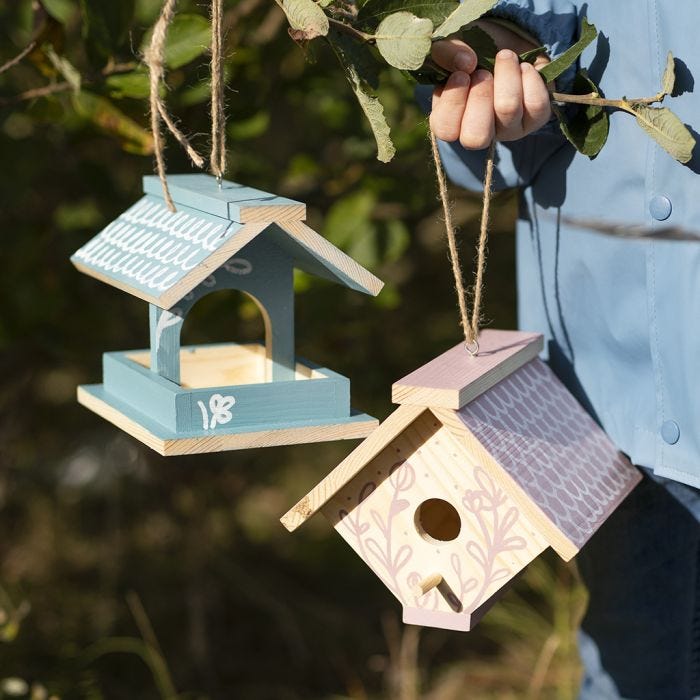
454, 359, 640, 549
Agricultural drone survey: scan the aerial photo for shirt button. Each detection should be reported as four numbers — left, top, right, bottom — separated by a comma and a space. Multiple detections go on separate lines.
661, 420, 680, 445
650, 195, 672, 221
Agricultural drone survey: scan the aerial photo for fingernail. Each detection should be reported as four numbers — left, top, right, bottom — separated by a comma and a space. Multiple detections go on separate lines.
497, 49, 517, 61
454, 51, 475, 72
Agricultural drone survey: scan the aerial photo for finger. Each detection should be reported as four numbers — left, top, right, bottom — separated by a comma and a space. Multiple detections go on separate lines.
459, 69, 495, 150
431, 39, 478, 74
430, 71, 470, 142
520, 62, 552, 134
493, 49, 524, 141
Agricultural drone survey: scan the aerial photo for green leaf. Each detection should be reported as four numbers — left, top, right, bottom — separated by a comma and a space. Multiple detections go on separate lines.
72, 91, 154, 155
141, 14, 212, 69
45, 45, 81, 92
280, 0, 329, 40
661, 51, 675, 97
350, 76, 396, 162
41, 0, 77, 24
519, 45, 547, 64
538, 16, 597, 84
556, 71, 609, 157
105, 69, 151, 99
80, 0, 135, 60
630, 104, 695, 163
432, 0, 499, 39
328, 26, 395, 161
329, 26, 380, 90
357, 0, 457, 31
461, 25, 497, 70
375, 12, 433, 70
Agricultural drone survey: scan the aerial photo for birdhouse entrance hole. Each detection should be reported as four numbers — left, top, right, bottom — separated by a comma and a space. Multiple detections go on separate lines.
415, 499, 461, 543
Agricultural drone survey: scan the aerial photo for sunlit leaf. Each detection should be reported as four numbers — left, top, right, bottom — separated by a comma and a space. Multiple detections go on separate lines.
281, 0, 329, 41
630, 103, 695, 163
432, 0, 498, 39
538, 16, 597, 84
347, 67, 396, 161
106, 69, 150, 99
141, 14, 212, 69
661, 51, 675, 97
375, 12, 433, 70
557, 70, 609, 157
72, 91, 154, 155
41, 0, 78, 24
45, 45, 81, 91
329, 27, 395, 161
357, 0, 457, 30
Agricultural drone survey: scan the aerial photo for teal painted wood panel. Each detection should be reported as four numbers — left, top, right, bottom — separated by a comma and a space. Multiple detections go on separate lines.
142, 174, 304, 222
80, 383, 375, 442
71, 195, 243, 304
148, 236, 296, 383
175, 372, 349, 433
103, 351, 179, 430
101, 344, 350, 434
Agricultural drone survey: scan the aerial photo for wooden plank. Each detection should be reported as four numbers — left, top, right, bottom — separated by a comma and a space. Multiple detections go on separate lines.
277, 220, 384, 297
446, 358, 641, 554
143, 174, 306, 222
72, 221, 268, 310
431, 406, 579, 561
320, 414, 547, 631
392, 330, 543, 409
77, 385, 377, 456
280, 403, 427, 532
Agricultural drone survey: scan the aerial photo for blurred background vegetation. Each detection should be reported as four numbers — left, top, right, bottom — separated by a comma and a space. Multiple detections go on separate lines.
0, 1, 586, 697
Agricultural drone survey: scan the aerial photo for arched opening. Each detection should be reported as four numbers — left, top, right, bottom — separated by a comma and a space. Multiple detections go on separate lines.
415, 498, 461, 543
178, 289, 271, 388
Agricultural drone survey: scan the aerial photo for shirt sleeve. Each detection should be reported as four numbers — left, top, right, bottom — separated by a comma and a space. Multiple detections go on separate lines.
420, 0, 580, 192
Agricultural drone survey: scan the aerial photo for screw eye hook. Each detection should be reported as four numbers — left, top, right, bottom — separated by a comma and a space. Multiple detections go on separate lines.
465, 339, 479, 357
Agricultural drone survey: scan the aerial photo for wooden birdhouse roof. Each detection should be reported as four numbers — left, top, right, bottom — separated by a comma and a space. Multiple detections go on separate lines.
71, 174, 383, 309
282, 330, 640, 560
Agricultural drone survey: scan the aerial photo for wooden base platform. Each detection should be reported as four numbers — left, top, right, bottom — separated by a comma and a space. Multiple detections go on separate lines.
78, 384, 378, 456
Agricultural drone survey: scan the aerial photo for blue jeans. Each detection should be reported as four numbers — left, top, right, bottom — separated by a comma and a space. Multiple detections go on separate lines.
577, 472, 700, 700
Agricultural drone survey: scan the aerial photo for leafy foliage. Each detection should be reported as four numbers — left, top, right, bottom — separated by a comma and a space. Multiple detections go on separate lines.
275, 3, 694, 164
537, 16, 596, 84
630, 103, 694, 163
556, 71, 609, 158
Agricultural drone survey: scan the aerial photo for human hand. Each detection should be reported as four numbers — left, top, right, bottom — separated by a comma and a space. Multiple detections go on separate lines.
429, 34, 552, 149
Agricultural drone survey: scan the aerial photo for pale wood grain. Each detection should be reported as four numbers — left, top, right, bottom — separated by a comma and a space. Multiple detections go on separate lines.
280, 404, 426, 531
321, 413, 548, 628
278, 220, 384, 297
77, 386, 377, 456
392, 330, 543, 409
412, 573, 443, 597
431, 406, 579, 560
239, 204, 306, 223
128, 343, 323, 389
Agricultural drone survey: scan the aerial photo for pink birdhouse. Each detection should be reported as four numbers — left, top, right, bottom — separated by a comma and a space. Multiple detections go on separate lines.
281, 330, 641, 632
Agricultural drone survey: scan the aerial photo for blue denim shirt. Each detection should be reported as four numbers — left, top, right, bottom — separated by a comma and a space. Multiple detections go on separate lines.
424, 0, 700, 487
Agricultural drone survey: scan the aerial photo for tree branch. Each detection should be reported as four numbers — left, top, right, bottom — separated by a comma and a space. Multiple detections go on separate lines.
0, 41, 37, 75
0, 81, 71, 107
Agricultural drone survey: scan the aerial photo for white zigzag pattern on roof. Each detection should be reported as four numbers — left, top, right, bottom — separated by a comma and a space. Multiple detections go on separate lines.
73, 198, 232, 293
457, 359, 637, 549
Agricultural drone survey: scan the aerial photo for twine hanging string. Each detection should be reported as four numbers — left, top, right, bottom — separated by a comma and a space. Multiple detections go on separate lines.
429, 130, 496, 355
210, 0, 227, 183
144, 0, 217, 210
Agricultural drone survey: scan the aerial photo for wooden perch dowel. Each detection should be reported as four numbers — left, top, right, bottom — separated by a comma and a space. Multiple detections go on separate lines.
412, 573, 443, 597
